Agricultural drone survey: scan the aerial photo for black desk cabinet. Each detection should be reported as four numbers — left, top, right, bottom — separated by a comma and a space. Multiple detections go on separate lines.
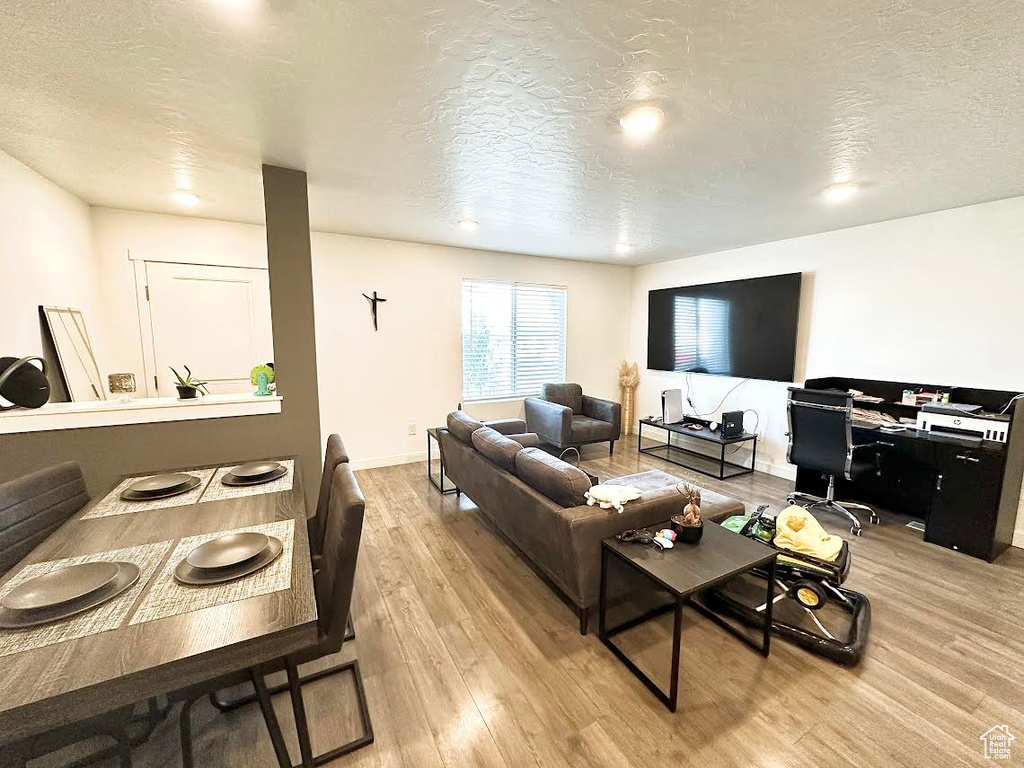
796, 376, 1024, 562
926, 446, 1005, 559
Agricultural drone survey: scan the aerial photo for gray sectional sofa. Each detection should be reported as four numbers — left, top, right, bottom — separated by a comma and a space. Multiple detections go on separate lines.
437, 411, 745, 633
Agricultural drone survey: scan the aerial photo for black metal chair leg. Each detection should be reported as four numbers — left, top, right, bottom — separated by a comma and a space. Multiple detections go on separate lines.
285, 659, 315, 768
299, 659, 374, 766
210, 618, 357, 713
116, 727, 133, 768
251, 669, 294, 768
179, 698, 196, 768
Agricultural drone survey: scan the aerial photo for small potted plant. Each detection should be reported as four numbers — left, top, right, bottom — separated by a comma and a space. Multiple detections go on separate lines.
671, 483, 704, 543
170, 365, 210, 400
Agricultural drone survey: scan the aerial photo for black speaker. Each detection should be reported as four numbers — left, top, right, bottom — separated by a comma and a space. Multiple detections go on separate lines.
721, 410, 744, 438
0, 356, 51, 409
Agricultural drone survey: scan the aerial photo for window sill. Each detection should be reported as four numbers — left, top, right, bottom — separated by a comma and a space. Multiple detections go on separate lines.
0, 394, 283, 434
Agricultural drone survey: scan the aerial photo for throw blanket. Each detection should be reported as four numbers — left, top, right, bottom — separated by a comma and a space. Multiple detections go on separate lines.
773, 505, 843, 562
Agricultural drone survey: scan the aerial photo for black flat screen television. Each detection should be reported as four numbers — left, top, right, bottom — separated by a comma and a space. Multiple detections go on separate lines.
647, 273, 802, 381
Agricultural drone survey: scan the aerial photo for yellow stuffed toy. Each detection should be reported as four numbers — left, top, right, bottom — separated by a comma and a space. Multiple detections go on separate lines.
773, 505, 843, 562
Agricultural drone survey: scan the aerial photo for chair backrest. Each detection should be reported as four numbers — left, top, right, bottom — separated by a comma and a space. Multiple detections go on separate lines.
310, 435, 349, 559
314, 462, 365, 652
542, 383, 583, 414
0, 462, 89, 576
786, 388, 854, 479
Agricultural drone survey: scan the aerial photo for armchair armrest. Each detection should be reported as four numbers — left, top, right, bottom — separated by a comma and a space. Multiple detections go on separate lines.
582, 395, 622, 432
524, 397, 572, 446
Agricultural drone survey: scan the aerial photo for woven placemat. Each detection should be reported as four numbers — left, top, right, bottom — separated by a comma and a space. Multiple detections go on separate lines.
83, 468, 217, 519
201, 460, 295, 503
0, 541, 172, 658
130, 519, 295, 626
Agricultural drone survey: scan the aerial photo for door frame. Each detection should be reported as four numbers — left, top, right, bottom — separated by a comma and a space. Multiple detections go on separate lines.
133, 259, 271, 398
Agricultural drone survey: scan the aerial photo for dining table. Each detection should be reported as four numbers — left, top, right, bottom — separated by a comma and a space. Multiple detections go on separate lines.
0, 456, 318, 744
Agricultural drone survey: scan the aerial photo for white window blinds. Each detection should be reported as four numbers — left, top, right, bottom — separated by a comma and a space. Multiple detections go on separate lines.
461, 279, 567, 402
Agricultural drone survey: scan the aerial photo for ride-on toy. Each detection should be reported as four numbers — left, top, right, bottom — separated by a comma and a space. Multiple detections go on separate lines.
701, 505, 871, 666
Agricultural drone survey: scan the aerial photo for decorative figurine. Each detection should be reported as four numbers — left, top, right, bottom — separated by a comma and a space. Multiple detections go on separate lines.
618, 360, 640, 436
250, 363, 275, 396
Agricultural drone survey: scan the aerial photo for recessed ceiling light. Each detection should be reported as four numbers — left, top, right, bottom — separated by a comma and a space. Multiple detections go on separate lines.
822, 182, 859, 203
619, 105, 664, 141
615, 243, 633, 256
458, 218, 479, 232
172, 190, 200, 207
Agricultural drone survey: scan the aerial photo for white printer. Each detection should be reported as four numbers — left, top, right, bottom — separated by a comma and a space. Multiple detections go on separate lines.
915, 402, 1010, 443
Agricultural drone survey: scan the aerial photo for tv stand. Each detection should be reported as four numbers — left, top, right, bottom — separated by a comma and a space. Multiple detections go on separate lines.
637, 417, 757, 480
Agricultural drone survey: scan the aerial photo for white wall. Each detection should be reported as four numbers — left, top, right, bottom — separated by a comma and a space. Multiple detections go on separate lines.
628, 196, 1024, 538
0, 150, 101, 380
312, 233, 632, 468
89, 208, 268, 387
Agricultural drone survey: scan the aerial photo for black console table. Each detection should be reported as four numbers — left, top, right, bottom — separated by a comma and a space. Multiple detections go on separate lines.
637, 418, 757, 480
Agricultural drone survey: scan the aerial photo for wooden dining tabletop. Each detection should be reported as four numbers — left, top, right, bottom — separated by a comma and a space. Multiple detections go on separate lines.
0, 458, 318, 743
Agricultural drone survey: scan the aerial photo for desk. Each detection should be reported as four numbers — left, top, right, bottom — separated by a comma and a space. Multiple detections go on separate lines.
637, 418, 757, 480
797, 376, 1024, 562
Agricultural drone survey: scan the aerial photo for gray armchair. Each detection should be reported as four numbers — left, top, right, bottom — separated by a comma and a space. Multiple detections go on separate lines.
524, 383, 622, 455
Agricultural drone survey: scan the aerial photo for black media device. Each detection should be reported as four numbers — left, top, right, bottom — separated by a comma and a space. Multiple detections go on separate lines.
721, 410, 744, 438
646, 273, 802, 381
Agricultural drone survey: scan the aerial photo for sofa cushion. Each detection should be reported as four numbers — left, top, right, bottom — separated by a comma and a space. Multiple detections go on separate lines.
506, 433, 540, 448
471, 427, 525, 473
515, 448, 592, 508
447, 410, 484, 445
571, 415, 618, 442
542, 383, 583, 415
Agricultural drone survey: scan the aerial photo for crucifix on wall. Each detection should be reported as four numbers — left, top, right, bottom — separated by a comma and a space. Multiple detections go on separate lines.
362, 291, 387, 331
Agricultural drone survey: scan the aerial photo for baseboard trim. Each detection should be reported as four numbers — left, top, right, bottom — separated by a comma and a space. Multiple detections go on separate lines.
351, 450, 427, 471
1013, 531, 1024, 550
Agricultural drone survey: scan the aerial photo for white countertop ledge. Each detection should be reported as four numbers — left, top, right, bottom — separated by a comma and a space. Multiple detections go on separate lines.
0, 394, 282, 434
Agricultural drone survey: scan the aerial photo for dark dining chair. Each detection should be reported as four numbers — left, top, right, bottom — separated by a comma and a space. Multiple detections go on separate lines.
309, 433, 349, 569
171, 462, 373, 768
0, 462, 89, 576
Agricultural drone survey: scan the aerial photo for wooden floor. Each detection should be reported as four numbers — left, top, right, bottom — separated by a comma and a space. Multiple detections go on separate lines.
54, 441, 1024, 767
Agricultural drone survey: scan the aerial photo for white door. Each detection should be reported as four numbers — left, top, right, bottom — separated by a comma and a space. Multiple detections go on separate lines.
145, 262, 273, 397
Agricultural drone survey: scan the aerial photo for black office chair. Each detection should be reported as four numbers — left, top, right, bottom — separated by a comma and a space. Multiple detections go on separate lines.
785, 387, 880, 536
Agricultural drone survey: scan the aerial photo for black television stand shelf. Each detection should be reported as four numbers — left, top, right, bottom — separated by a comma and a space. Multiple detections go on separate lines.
637, 418, 757, 480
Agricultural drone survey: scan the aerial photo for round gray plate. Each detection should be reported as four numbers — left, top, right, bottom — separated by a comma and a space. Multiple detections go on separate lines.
128, 473, 195, 496
0, 562, 141, 629
222, 465, 288, 487
229, 461, 283, 479
174, 537, 284, 586
2, 561, 120, 611
186, 532, 270, 570
121, 474, 201, 501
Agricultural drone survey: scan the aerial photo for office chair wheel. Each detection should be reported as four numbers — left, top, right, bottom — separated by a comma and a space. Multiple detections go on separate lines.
851, 526, 862, 537
869, 513, 880, 525
791, 580, 827, 611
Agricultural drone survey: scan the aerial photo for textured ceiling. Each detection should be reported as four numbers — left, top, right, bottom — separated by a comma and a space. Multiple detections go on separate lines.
1, 0, 1022, 264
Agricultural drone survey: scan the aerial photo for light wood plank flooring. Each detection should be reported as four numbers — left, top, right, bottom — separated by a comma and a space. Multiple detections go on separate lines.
50, 441, 1024, 767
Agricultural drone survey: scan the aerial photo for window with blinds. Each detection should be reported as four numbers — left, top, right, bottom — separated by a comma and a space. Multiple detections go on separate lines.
462, 279, 567, 402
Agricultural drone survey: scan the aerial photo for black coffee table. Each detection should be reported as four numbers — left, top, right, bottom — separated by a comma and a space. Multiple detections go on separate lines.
598, 521, 777, 712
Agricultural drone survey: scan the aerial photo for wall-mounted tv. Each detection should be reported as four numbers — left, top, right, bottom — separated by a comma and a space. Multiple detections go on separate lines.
647, 273, 802, 381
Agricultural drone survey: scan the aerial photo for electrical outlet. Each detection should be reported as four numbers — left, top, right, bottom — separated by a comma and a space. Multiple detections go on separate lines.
408, 423, 417, 436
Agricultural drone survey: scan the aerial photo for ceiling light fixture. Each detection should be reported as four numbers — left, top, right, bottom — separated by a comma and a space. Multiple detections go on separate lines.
619, 105, 664, 141
458, 218, 479, 232
615, 243, 633, 256
822, 182, 859, 203
172, 190, 200, 207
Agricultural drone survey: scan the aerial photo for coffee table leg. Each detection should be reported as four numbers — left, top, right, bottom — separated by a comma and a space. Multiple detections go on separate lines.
762, 555, 776, 656
599, 547, 608, 636
669, 596, 684, 712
